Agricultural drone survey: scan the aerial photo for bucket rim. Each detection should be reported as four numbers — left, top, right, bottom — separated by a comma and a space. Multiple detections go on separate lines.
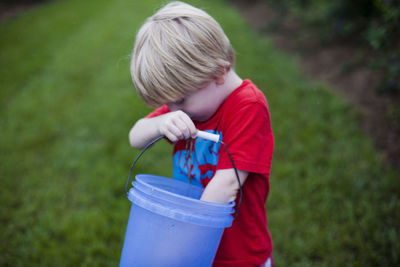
127, 174, 235, 227
134, 174, 235, 210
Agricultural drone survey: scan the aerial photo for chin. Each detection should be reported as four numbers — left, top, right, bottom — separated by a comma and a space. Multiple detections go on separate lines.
188, 109, 215, 122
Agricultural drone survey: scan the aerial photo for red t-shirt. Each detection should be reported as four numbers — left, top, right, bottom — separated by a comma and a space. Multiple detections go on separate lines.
147, 79, 274, 266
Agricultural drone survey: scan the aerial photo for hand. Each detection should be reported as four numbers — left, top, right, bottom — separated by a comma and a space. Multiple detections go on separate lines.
157, 110, 197, 142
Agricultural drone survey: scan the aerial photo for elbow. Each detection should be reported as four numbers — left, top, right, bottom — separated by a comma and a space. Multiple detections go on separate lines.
128, 124, 142, 149
129, 136, 136, 149
217, 188, 237, 204
204, 178, 239, 204
223, 175, 243, 203
129, 133, 143, 150
201, 170, 245, 204
128, 132, 136, 148
225, 182, 240, 203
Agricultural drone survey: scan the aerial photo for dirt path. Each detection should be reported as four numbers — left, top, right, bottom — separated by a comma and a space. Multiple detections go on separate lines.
2, 0, 399, 169
232, 0, 400, 170
0, 1, 46, 23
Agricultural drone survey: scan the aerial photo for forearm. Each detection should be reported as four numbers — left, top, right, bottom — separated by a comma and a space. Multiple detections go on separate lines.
129, 117, 162, 149
129, 110, 198, 149
200, 169, 248, 204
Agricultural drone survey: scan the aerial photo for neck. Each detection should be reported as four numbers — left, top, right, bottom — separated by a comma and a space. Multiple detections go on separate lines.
220, 69, 243, 96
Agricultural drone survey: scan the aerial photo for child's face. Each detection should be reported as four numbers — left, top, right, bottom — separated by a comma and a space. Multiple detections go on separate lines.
167, 80, 226, 122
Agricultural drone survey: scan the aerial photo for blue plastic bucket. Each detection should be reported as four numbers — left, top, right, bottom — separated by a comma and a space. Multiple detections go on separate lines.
119, 174, 235, 267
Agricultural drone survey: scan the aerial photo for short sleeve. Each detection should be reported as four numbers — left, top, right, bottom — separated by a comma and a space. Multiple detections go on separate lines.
146, 104, 170, 118
217, 102, 274, 176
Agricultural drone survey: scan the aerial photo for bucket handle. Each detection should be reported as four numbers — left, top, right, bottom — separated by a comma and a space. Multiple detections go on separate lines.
125, 135, 164, 195
125, 132, 243, 219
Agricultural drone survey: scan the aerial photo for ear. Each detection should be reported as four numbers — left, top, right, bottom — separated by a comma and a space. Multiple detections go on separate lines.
215, 68, 227, 85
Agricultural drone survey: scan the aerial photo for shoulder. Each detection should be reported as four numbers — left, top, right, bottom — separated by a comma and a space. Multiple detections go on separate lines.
225, 79, 269, 115
216, 80, 274, 174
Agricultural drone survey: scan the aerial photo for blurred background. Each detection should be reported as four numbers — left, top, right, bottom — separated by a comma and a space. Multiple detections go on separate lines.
234, 0, 400, 168
1, 0, 399, 266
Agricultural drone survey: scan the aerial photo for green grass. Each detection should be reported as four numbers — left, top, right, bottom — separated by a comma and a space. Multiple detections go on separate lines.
0, 0, 399, 266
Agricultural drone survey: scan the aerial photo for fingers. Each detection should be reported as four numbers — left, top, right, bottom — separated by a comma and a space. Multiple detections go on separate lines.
159, 110, 197, 142
176, 114, 197, 139
164, 127, 181, 143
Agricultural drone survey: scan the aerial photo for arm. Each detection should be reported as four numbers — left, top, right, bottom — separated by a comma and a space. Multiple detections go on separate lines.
200, 169, 248, 204
129, 110, 197, 149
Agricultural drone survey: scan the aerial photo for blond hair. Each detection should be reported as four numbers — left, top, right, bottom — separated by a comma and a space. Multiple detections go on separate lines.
130, 1, 235, 107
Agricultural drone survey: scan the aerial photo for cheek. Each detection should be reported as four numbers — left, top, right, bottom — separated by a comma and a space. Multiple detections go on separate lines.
181, 93, 218, 120
187, 104, 215, 120
167, 104, 177, 112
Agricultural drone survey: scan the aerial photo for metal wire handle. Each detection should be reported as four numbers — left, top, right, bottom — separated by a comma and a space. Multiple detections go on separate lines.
124, 134, 243, 219
124, 136, 164, 195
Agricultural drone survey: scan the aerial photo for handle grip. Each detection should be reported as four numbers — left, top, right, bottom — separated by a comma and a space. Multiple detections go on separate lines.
196, 130, 220, 143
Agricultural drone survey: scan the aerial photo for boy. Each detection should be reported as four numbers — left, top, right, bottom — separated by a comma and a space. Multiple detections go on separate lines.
128, 2, 274, 266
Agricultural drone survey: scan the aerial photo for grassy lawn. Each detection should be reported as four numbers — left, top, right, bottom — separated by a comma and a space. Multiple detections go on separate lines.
1, 0, 399, 266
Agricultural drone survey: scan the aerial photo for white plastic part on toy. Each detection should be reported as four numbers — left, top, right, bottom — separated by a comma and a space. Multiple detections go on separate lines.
196, 130, 220, 143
